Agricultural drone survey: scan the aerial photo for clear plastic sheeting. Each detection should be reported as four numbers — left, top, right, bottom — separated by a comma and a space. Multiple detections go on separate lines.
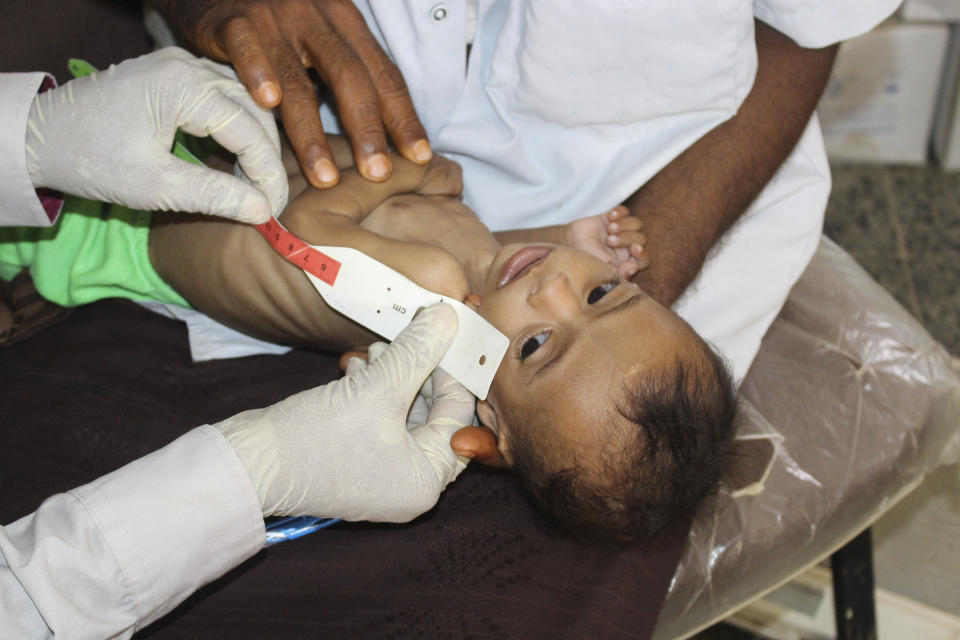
655, 237, 960, 639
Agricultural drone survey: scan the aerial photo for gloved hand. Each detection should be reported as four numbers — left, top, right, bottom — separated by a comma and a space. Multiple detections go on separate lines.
25, 47, 287, 223
345, 340, 475, 433
215, 303, 476, 522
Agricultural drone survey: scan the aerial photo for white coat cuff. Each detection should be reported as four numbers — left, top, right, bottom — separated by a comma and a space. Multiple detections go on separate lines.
0, 72, 58, 227
70, 425, 265, 630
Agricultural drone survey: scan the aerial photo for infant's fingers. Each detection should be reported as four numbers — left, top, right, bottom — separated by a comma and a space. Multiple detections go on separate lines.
608, 216, 643, 233
606, 232, 645, 249
608, 205, 630, 220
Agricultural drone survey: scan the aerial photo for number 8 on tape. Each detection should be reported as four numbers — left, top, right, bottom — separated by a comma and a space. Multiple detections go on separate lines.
255, 219, 341, 286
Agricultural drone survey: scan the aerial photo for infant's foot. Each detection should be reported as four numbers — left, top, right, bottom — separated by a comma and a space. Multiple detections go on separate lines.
567, 205, 649, 278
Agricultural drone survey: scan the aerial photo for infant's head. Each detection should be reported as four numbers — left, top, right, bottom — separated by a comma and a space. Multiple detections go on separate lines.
468, 243, 737, 541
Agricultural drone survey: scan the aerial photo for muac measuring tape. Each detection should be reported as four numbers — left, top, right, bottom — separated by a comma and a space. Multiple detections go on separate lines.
251, 219, 508, 401
165, 129, 507, 400
164, 120, 508, 544
252, 218, 510, 545
252, 214, 510, 545
75, 15, 511, 535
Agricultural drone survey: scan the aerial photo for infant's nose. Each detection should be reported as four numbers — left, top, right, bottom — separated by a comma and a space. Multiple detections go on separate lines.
528, 272, 573, 304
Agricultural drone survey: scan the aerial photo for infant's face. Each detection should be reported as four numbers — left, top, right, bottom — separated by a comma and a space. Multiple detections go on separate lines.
470, 243, 702, 466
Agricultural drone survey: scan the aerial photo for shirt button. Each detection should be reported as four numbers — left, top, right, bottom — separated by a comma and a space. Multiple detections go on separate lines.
430, 4, 448, 21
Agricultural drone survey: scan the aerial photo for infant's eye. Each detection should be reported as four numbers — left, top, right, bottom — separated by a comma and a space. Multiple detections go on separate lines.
520, 331, 550, 360
587, 280, 618, 304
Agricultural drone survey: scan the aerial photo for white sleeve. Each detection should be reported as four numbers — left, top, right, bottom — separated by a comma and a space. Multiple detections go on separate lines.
0, 72, 59, 228
0, 425, 265, 640
754, 0, 902, 48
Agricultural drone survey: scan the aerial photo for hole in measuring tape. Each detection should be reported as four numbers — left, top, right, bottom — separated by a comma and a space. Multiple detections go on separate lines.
387, 287, 391, 292
479, 355, 486, 365
376, 309, 380, 314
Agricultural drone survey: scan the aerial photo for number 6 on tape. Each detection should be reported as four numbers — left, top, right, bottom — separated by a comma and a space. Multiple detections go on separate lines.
255, 218, 508, 400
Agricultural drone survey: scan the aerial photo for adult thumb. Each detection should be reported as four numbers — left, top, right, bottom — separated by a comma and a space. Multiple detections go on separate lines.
362, 303, 458, 399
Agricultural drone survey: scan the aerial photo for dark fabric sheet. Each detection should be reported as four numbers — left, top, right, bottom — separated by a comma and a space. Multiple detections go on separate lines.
0, 300, 686, 639
2, 5, 684, 635
0, 1, 151, 83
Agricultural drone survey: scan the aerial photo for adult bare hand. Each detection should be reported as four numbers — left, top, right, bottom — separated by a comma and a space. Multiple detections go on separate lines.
160, 0, 431, 189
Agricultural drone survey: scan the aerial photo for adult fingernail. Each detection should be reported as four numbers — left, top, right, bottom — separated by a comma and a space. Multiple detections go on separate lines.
412, 139, 432, 163
314, 158, 338, 185
259, 82, 280, 106
365, 153, 390, 179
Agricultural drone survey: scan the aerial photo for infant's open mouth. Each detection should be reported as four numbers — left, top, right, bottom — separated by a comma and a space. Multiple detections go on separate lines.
497, 247, 552, 288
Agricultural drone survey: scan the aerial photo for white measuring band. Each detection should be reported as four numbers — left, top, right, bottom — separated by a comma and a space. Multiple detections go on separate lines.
255, 219, 508, 400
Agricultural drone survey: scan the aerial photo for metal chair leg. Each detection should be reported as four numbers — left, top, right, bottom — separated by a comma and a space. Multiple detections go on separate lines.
831, 528, 877, 640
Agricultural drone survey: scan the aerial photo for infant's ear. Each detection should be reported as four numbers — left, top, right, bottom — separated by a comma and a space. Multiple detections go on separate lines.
451, 426, 507, 467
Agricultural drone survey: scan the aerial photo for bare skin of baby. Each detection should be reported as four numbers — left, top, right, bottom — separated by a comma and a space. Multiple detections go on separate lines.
149, 136, 646, 351
148, 137, 668, 467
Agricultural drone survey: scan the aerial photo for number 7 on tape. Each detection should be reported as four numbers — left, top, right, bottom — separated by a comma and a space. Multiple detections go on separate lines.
254, 218, 508, 400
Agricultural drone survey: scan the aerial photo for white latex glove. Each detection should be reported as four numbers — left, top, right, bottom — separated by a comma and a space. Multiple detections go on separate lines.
345, 341, 475, 431
215, 303, 475, 522
25, 47, 287, 223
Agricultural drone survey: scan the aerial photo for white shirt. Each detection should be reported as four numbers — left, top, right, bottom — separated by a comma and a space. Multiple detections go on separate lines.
0, 427, 264, 639
320, 0, 901, 381
0, 74, 60, 228
0, 78, 265, 635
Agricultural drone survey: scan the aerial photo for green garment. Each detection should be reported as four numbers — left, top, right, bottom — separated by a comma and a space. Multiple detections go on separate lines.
0, 196, 189, 308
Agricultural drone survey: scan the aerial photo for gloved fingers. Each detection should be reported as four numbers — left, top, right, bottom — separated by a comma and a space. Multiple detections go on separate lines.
191, 47, 244, 81
424, 367, 476, 429
153, 153, 275, 223
365, 341, 389, 363
356, 303, 458, 400
344, 355, 366, 376
407, 398, 430, 430
360, 340, 431, 427
409, 420, 470, 488
178, 85, 288, 219
406, 375, 433, 429
343, 349, 429, 423
217, 76, 283, 157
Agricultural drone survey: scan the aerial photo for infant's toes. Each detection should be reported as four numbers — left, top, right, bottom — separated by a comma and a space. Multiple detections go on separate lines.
618, 260, 639, 278
630, 244, 651, 270
625, 232, 646, 247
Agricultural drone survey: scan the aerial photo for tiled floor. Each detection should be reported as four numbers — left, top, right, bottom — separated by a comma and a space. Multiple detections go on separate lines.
824, 164, 960, 359
689, 162, 960, 640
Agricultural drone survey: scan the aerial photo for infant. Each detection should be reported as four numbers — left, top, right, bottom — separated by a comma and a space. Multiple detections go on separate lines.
0, 141, 737, 541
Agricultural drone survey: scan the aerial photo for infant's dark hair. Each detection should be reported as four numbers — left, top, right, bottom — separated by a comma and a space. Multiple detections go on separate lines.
510, 341, 738, 542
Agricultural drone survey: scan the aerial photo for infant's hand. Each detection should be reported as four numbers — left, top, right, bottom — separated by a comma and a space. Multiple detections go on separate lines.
567, 206, 649, 278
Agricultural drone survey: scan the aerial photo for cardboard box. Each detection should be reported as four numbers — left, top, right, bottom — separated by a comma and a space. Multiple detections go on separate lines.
932, 25, 960, 169
901, 0, 960, 22
817, 22, 950, 164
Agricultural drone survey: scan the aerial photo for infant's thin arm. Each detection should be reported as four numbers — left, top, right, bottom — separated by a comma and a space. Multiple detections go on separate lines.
148, 156, 466, 351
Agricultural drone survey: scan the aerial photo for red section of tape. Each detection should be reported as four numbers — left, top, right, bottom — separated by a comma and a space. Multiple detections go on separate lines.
255, 219, 341, 286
